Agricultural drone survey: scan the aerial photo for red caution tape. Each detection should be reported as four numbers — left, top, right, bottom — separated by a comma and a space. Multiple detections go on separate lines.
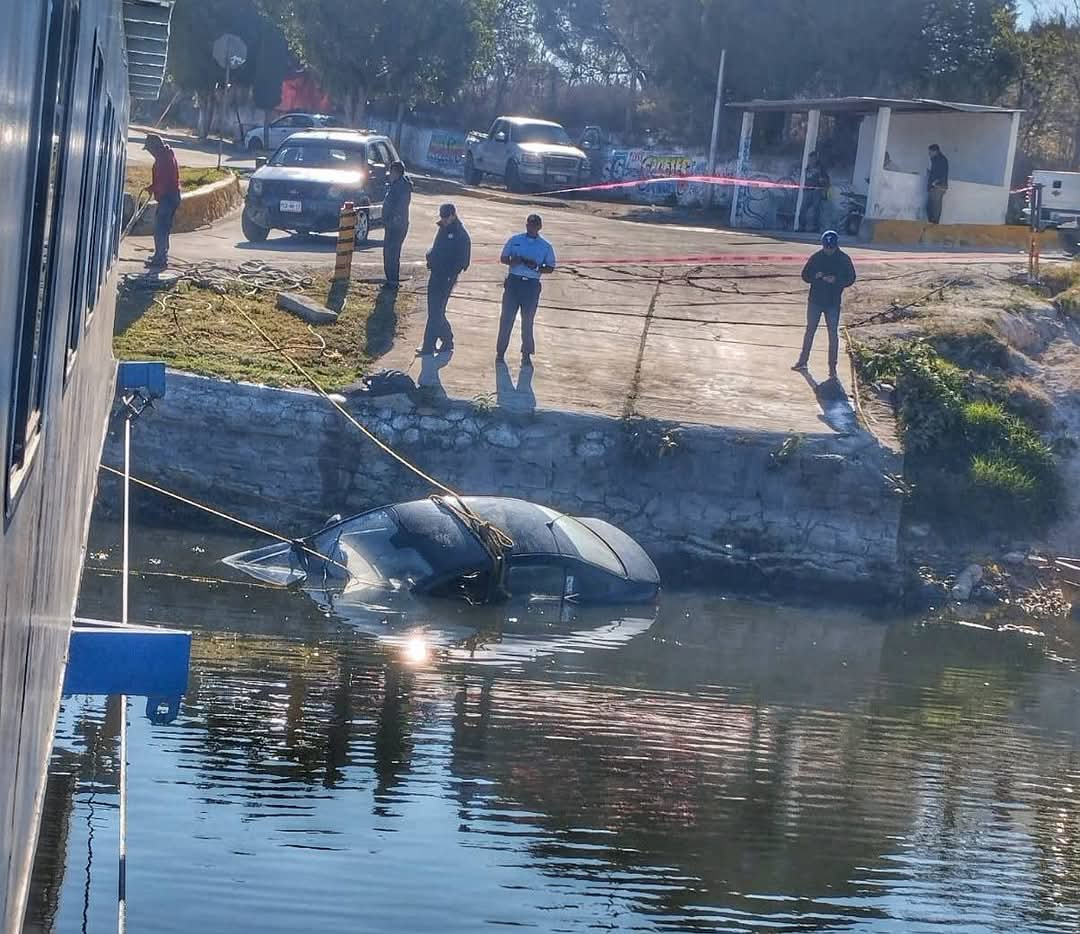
538, 174, 818, 197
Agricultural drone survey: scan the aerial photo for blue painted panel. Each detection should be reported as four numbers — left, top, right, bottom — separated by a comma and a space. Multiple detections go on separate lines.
63, 619, 190, 696
117, 360, 166, 398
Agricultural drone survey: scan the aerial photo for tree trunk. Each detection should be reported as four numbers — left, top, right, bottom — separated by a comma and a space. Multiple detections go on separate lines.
263, 109, 271, 149
394, 99, 407, 149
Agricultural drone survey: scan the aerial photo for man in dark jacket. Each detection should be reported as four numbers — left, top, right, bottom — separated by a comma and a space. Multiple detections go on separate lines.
419, 203, 471, 355
792, 230, 856, 380
926, 143, 949, 224
142, 133, 182, 268
382, 160, 412, 288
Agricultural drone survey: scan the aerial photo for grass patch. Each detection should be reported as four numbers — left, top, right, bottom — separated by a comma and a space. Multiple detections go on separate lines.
853, 338, 1061, 534
1041, 261, 1080, 297
124, 164, 232, 196
114, 275, 403, 389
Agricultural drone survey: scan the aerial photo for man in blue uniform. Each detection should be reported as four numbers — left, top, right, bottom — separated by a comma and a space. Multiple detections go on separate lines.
792, 230, 856, 381
419, 203, 471, 355
382, 160, 412, 288
497, 214, 557, 365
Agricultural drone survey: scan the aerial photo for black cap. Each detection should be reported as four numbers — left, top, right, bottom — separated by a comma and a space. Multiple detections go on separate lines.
142, 132, 164, 151
438, 203, 456, 219
526, 213, 542, 226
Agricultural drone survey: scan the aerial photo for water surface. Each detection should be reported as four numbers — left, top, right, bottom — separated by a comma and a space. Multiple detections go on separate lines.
24, 521, 1080, 933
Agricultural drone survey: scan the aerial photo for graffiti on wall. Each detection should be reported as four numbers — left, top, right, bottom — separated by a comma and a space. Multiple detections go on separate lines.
425, 129, 467, 171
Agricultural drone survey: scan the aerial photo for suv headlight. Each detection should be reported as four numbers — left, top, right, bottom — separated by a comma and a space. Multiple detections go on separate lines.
250, 179, 263, 196
520, 152, 543, 166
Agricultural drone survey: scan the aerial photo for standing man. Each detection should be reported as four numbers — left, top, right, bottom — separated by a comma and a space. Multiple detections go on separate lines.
798, 151, 830, 233
926, 143, 949, 224
419, 203, 471, 356
382, 160, 412, 288
497, 213, 557, 366
142, 133, 181, 269
792, 230, 856, 381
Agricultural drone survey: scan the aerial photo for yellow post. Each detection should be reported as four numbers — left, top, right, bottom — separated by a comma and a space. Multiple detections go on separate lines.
335, 201, 357, 282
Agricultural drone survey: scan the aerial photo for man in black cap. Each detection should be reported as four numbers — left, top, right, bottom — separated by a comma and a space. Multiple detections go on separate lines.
926, 143, 949, 224
381, 160, 412, 288
497, 213, 557, 365
419, 203, 471, 355
792, 230, 856, 381
141, 133, 182, 268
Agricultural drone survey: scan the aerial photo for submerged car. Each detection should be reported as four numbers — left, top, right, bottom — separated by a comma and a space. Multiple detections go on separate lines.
223, 496, 660, 607
241, 129, 401, 244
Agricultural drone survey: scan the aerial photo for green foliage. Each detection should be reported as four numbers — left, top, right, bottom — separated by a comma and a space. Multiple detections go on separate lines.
853, 339, 1061, 534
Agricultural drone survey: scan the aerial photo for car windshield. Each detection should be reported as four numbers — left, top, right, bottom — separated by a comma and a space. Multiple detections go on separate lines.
313, 114, 343, 127
270, 144, 366, 169
310, 509, 435, 590
517, 123, 572, 146
550, 516, 625, 576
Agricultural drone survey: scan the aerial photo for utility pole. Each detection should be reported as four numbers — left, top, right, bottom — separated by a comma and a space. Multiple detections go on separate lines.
707, 49, 726, 208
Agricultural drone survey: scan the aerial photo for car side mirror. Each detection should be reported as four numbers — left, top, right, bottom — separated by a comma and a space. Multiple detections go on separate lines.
255, 156, 268, 169
581, 140, 594, 149
494, 132, 507, 143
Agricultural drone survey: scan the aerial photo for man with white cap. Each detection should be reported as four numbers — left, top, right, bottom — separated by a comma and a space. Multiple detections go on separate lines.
792, 230, 856, 381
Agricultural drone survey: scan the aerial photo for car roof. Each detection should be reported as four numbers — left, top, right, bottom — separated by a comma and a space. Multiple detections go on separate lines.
501, 116, 563, 128
278, 130, 387, 145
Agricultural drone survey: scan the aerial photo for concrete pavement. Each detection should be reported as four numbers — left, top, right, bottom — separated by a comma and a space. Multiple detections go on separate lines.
121, 129, 1030, 435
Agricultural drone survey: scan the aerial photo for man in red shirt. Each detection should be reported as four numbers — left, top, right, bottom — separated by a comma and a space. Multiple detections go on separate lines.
142, 133, 181, 268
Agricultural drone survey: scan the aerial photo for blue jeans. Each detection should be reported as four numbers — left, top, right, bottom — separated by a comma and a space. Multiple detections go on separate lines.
153, 191, 181, 261
497, 275, 542, 356
796, 300, 840, 373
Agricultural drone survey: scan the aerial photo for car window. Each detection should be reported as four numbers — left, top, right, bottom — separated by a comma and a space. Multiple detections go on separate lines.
506, 562, 567, 601
312, 509, 435, 589
493, 120, 508, 141
369, 142, 389, 167
270, 144, 366, 168
297, 115, 315, 127
517, 123, 572, 146
551, 516, 625, 576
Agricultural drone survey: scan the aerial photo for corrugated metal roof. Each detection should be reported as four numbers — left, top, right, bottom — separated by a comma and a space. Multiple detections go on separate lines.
727, 96, 1021, 115
122, 0, 174, 100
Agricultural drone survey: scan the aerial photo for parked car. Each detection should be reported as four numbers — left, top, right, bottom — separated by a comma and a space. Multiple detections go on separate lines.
241, 130, 400, 244
223, 495, 661, 607
243, 112, 343, 151
465, 116, 589, 191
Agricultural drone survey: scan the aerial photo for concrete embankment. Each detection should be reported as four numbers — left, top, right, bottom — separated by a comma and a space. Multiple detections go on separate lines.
103, 371, 904, 599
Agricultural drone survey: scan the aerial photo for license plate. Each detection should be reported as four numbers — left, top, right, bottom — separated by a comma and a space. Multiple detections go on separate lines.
279, 200, 302, 213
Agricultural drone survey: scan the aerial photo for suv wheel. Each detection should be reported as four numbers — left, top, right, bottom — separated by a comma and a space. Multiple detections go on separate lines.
353, 210, 370, 247
464, 154, 482, 186
247, 136, 265, 152
506, 161, 522, 193
241, 209, 270, 243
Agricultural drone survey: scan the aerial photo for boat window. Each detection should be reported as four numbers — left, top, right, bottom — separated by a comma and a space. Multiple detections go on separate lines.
7, 0, 80, 500
270, 144, 366, 169
551, 517, 626, 576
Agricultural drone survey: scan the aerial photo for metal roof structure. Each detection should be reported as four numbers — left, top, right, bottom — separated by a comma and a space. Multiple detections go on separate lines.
727, 96, 1021, 115
122, 0, 175, 100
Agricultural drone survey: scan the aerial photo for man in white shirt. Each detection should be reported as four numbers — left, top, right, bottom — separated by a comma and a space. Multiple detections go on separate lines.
497, 213, 557, 366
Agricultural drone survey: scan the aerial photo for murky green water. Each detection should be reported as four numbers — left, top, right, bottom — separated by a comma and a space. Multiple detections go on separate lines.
24, 521, 1080, 933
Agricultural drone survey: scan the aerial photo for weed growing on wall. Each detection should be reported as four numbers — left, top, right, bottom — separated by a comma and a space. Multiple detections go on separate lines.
852, 339, 1061, 534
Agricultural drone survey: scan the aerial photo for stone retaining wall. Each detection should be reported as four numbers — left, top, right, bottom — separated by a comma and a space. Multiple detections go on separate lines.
104, 372, 905, 599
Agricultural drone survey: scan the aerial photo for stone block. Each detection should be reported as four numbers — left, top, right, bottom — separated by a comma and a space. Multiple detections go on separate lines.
276, 292, 339, 325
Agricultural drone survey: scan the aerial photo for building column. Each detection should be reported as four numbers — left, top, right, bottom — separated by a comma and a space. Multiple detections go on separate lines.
1003, 110, 1021, 188
729, 110, 755, 228
793, 108, 820, 232
865, 106, 892, 220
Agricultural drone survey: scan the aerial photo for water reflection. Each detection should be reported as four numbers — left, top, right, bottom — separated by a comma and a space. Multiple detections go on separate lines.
22, 522, 1080, 933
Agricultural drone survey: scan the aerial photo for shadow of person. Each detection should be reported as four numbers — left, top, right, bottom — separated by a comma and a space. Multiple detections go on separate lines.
495, 360, 537, 413
798, 368, 857, 434
366, 286, 400, 356
416, 350, 452, 403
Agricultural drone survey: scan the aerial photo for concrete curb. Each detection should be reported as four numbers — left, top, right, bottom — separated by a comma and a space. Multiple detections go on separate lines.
865, 218, 1059, 251
131, 174, 243, 236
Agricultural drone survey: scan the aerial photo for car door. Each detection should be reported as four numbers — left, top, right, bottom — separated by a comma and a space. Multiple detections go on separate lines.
273, 114, 309, 148
367, 140, 392, 217
482, 120, 507, 173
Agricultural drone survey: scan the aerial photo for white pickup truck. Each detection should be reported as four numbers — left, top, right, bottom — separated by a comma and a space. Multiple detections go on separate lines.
464, 116, 589, 191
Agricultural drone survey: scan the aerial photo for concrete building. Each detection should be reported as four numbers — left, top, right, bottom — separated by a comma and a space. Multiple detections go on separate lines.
726, 97, 1022, 231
